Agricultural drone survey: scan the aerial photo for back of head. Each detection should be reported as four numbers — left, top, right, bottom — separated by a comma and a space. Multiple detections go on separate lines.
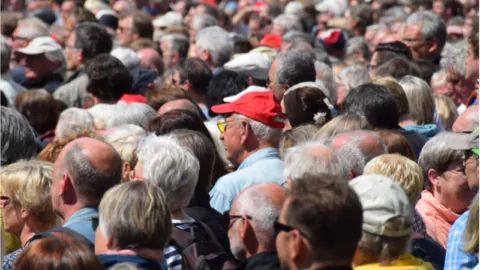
284, 141, 349, 182
146, 86, 188, 111
86, 54, 133, 103
136, 134, 200, 212
434, 93, 458, 130
374, 41, 413, 62
275, 51, 316, 87
285, 176, 363, 263
206, 70, 249, 117
74, 22, 113, 64
16, 17, 49, 40
179, 58, 212, 95
106, 103, 156, 129
99, 181, 171, 251
453, 104, 479, 132
195, 26, 233, 68
349, 4, 374, 34
111, 47, 140, 70
14, 237, 102, 270
372, 77, 410, 122
372, 57, 421, 80
376, 129, 417, 161
280, 124, 318, 159
398, 75, 435, 124
103, 124, 146, 168
283, 85, 332, 128
55, 108, 94, 140
1, 35, 11, 73
316, 113, 371, 139
342, 83, 400, 129
62, 138, 122, 205
131, 11, 153, 39
364, 154, 424, 206
1, 107, 37, 166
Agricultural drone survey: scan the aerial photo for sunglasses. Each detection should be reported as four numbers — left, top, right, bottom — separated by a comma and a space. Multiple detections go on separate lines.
217, 121, 227, 134
273, 218, 312, 241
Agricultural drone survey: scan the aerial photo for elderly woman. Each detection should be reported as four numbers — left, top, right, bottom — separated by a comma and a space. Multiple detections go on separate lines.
96, 181, 171, 269
1, 160, 60, 270
417, 132, 476, 248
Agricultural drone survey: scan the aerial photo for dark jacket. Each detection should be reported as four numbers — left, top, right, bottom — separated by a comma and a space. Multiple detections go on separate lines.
238, 251, 281, 270
98, 254, 165, 270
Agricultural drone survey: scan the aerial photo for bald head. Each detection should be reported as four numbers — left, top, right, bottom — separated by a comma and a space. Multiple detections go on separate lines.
137, 48, 164, 75
453, 105, 479, 132
58, 137, 122, 205
157, 98, 199, 116
330, 130, 386, 176
233, 183, 286, 213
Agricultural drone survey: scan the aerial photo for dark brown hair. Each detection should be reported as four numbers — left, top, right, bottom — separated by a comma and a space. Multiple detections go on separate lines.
132, 11, 153, 39
283, 86, 332, 128
15, 90, 60, 135
145, 86, 189, 111
376, 129, 416, 161
14, 238, 103, 270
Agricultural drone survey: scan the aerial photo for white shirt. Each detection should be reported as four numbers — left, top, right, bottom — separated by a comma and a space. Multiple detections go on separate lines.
0, 73, 26, 107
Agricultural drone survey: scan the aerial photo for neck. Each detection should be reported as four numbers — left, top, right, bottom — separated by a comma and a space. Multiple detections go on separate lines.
235, 143, 276, 167
171, 210, 190, 220
19, 222, 39, 245
432, 190, 467, 214
106, 248, 163, 261
61, 204, 88, 223
188, 91, 206, 106
399, 119, 417, 127
246, 245, 271, 258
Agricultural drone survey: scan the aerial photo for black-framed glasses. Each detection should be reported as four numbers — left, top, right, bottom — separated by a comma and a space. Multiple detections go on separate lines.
274, 218, 313, 241
224, 210, 252, 229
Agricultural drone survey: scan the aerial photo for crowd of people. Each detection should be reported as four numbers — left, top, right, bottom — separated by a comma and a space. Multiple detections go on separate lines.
0, 0, 478, 268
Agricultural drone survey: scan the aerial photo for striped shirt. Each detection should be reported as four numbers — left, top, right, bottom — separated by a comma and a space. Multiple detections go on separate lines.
163, 219, 196, 270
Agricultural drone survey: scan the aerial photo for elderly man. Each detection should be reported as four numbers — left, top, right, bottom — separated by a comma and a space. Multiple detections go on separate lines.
192, 26, 233, 73
96, 182, 170, 269
445, 129, 479, 270
417, 132, 476, 248
330, 130, 387, 178
228, 183, 285, 269
351, 175, 434, 269
14, 36, 65, 92
224, 53, 271, 87
0, 35, 25, 107
117, 11, 153, 47
54, 22, 113, 108
402, 11, 446, 69
137, 48, 163, 76
159, 34, 189, 69
452, 105, 479, 132
284, 141, 349, 185
268, 51, 316, 101
157, 98, 203, 117
55, 108, 95, 140
276, 174, 363, 270
209, 91, 285, 213
9, 17, 48, 51
52, 137, 122, 244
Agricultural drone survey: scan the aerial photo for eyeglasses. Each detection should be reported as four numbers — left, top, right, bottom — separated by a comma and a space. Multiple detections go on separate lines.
274, 218, 312, 241
402, 38, 427, 43
217, 120, 227, 133
463, 150, 479, 166
224, 210, 252, 229
118, 26, 132, 33
0, 195, 10, 207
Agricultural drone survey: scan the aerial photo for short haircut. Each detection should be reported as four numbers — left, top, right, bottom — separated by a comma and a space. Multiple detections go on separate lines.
283, 85, 332, 128
160, 34, 190, 59
136, 134, 200, 211
14, 237, 103, 270
15, 90, 59, 135
398, 75, 435, 124
440, 40, 468, 77
405, 11, 447, 53
178, 58, 212, 95
88, 103, 156, 129
284, 141, 349, 181
15, 17, 49, 40
131, 11, 153, 39
103, 124, 146, 168
364, 153, 424, 205
63, 141, 122, 205
374, 41, 413, 61
376, 129, 417, 161
1, 107, 37, 166
145, 85, 189, 111
0, 160, 59, 229
85, 54, 133, 103
275, 51, 316, 87
372, 77, 410, 121
342, 83, 400, 129
195, 26, 233, 68
349, 4, 373, 34
372, 57, 421, 80
346, 37, 371, 64
273, 14, 302, 34
315, 113, 371, 139
285, 176, 363, 262
55, 108, 94, 140
0, 34, 11, 73
279, 124, 318, 159
206, 70, 249, 117
74, 22, 113, 64
99, 181, 171, 250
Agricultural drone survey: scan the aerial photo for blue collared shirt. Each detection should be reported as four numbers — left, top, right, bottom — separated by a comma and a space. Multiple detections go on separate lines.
63, 207, 99, 245
444, 210, 478, 270
209, 148, 284, 213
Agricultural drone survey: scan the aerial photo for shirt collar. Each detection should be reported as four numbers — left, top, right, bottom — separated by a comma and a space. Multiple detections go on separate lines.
238, 148, 280, 170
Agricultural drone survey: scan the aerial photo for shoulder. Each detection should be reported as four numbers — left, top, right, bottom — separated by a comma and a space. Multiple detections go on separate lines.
3, 248, 23, 270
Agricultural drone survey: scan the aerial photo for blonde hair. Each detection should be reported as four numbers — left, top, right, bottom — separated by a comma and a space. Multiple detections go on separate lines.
0, 160, 59, 229
434, 94, 458, 131
372, 77, 410, 121
398, 76, 435, 125
315, 114, 371, 139
364, 154, 423, 206
464, 194, 479, 254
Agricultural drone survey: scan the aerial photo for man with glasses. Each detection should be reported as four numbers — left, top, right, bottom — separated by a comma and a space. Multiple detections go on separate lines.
445, 127, 479, 269
227, 183, 285, 270
116, 11, 153, 47
209, 90, 285, 213
275, 174, 363, 270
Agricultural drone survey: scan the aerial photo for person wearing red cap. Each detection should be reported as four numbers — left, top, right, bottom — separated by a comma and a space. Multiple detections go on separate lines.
209, 90, 286, 213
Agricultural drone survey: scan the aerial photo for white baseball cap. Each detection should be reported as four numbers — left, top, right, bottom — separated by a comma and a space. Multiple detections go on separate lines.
224, 53, 272, 81
153, 12, 183, 28
16, 36, 62, 55
223, 85, 269, 103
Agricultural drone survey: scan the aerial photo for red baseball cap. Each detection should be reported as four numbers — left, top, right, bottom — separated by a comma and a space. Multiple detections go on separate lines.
212, 91, 285, 129
259, 34, 282, 50
118, 94, 146, 104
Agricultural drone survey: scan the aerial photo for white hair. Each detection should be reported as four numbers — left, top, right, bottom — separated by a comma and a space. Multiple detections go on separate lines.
273, 14, 302, 35
195, 26, 233, 68
284, 141, 349, 181
111, 47, 140, 69
440, 40, 468, 77
338, 65, 369, 91
44, 48, 67, 79
103, 124, 146, 165
191, 14, 219, 31
16, 17, 49, 40
314, 61, 337, 105
284, 1, 304, 17
234, 114, 282, 143
405, 11, 446, 51
88, 103, 156, 129
55, 108, 94, 139
137, 134, 200, 211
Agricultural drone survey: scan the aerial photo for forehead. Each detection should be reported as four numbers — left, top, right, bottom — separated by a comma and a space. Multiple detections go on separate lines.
403, 24, 424, 37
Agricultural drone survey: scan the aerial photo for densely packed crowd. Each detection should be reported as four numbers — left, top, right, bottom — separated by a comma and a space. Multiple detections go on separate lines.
0, 0, 478, 268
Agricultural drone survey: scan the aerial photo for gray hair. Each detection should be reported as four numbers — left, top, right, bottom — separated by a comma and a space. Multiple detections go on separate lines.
338, 64, 369, 92
398, 75, 435, 124
111, 47, 140, 69
88, 103, 156, 129
55, 108, 95, 140
276, 51, 316, 86
346, 37, 371, 62
314, 61, 337, 105
0, 35, 11, 73
195, 26, 233, 68
103, 124, 146, 166
191, 13, 219, 31
440, 40, 468, 77
43, 46, 67, 79
15, 17, 49, 40
137, 134, 200, 212
405, 11, 447, 51
273, 14, 302, 35
284, 141, 349, 181
1, 107, 37, 166
418, 132, 464, 185
234, 114, 282, 143
160, 34, 190, 58
331, 130, 387, 176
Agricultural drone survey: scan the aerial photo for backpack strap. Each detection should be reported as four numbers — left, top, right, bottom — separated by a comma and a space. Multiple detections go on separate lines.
28, 226, 94, 249
193, 220, 227, 252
